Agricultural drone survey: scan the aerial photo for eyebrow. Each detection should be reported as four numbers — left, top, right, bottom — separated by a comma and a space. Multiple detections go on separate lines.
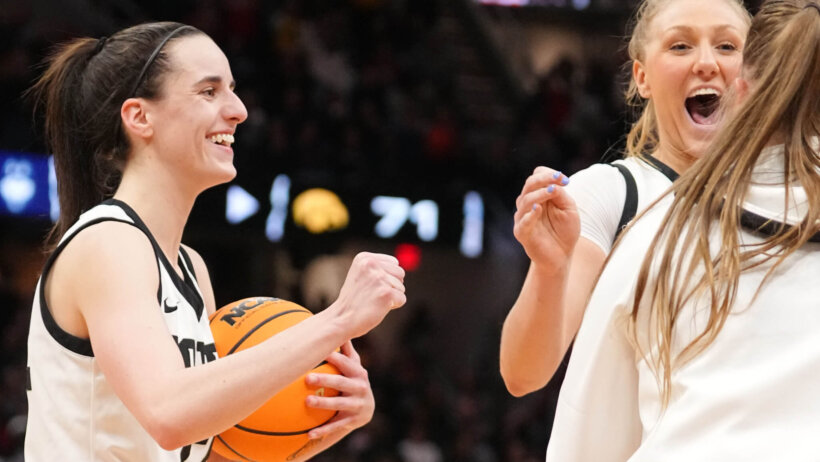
194, 75, 236, 90
665, 24, 742, 34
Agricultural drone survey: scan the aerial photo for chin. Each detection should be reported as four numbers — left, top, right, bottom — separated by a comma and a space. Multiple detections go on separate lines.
200, 166, 237, 191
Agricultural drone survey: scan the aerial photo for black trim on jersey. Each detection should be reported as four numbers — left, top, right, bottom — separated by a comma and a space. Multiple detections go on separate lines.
642, 155, 680, 182
107, 199, 206, 319
38, 216, 146, 357
179, 437, 213, 462
611, 156, 680, 242
26, 366, 31, 391
179, 246, 198, 281
740, 209, 820, 243
612, 163, 638, 242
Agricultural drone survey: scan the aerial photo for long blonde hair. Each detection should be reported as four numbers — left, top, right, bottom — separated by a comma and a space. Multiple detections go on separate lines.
623, 0, 751, 160
628, 0, 820, 406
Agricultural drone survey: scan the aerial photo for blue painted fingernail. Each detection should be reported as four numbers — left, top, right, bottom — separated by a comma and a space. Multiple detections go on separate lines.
553, 172, 561, 179
561, 176, 569, 185
547, 185, 555, 193
532, 204, 537, 211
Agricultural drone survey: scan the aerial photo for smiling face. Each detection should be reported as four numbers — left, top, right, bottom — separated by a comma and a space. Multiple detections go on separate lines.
633, 0, 748, 165
142, 34, 248, 191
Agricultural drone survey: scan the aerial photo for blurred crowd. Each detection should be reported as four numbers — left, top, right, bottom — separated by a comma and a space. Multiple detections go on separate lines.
0, 0, 629, 460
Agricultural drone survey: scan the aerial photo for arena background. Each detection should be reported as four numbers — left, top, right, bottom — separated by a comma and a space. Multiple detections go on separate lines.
0, 0, 763, 460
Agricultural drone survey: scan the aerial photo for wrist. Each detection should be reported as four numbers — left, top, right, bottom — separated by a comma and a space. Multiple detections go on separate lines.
313, 305, 349, 345
530, 258, 571, 280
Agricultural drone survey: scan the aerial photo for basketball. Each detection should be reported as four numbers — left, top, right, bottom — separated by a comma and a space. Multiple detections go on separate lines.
208, 297, 341, 461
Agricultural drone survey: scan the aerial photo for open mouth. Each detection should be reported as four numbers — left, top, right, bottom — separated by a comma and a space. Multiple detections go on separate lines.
685, 89, 721, 125
208, 133, 235, 148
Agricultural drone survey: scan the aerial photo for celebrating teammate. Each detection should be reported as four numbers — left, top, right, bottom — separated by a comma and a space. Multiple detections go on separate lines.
500, 0, 751, 397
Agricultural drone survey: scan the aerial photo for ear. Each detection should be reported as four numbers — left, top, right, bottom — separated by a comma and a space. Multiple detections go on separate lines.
120, 98, 154, 141
633, 60, 651, 99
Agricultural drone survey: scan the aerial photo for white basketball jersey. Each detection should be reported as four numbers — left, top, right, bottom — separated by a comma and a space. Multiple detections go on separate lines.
25, 199, 217, 461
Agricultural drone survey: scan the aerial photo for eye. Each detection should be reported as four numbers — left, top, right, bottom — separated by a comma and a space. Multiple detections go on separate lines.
201, 87, 216, 97
717, 42, 738, 52
670, 42, 691, 52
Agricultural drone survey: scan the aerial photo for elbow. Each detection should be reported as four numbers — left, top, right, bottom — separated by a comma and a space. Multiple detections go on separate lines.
141, 408, 189, 451
500, 362, 541, 398
502, 375, 538, 398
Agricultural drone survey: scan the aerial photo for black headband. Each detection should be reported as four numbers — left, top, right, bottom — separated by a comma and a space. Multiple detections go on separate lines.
93, 36, 107, 56
805, 3, 820, 13
128, 25, 191, 98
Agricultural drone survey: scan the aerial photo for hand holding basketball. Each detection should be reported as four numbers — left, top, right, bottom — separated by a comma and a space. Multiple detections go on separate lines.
514, 166, 580, 272
303, 341, 374, 440
332, 252, 406, 338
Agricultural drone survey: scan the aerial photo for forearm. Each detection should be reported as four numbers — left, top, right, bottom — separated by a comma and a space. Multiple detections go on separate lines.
137, 309, 349, 449
500, 262, 572, 396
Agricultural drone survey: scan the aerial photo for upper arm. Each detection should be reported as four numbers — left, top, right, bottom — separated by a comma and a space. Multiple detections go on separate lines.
565, 163, 626, 254
53, 223, 189, 421
180, 244, 217, 316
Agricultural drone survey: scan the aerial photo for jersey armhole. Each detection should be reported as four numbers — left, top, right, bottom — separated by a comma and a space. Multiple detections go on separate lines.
39, 218, 157, 357
611, 163, 638, 242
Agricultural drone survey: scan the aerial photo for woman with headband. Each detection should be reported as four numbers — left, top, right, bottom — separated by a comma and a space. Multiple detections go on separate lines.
24, 22, 406, 461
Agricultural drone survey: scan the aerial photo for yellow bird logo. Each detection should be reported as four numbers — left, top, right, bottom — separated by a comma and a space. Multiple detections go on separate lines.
292, 188, 349, 234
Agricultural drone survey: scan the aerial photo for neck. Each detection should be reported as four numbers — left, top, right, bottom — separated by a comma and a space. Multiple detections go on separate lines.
113, 155, 197, 267
651, 145, 696, 175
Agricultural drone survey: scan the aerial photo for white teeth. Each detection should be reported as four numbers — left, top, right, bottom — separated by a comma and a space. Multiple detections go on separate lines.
688, 88, 721, 98
209, 133, 235, 146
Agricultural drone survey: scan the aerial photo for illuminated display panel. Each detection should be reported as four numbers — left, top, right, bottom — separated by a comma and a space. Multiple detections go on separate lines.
0, 152, 485, 258
0, 151, 57, 221
222, 175, 484, 257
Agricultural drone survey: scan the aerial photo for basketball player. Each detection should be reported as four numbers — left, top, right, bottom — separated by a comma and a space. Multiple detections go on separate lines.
549, 0, 820, 459
25, 22, 406, 461
500, 0, 751, 397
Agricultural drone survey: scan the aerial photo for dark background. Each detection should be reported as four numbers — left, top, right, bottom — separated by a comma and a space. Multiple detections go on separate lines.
0, 0, 763, 460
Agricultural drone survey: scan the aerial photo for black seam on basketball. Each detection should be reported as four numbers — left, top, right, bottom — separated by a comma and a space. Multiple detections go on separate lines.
216, 435, 254, 461
227, 308, 312, 355
234, 411, 339, 436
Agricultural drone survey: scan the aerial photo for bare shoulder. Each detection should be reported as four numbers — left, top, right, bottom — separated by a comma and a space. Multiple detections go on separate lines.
47, 221, 160, 338
55, 221, 157, 281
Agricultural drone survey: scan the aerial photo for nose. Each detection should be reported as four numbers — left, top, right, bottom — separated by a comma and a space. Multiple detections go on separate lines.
693, 45, 719, 79
224, 90, 248, 125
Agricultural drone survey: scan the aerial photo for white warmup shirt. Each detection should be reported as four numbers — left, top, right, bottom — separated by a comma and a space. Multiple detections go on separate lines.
26, 199, 217, 461
564, 155, 678, 253
547, 144, 820, 461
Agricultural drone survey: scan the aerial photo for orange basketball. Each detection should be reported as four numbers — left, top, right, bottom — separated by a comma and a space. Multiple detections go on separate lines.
208, 297, 340, 461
